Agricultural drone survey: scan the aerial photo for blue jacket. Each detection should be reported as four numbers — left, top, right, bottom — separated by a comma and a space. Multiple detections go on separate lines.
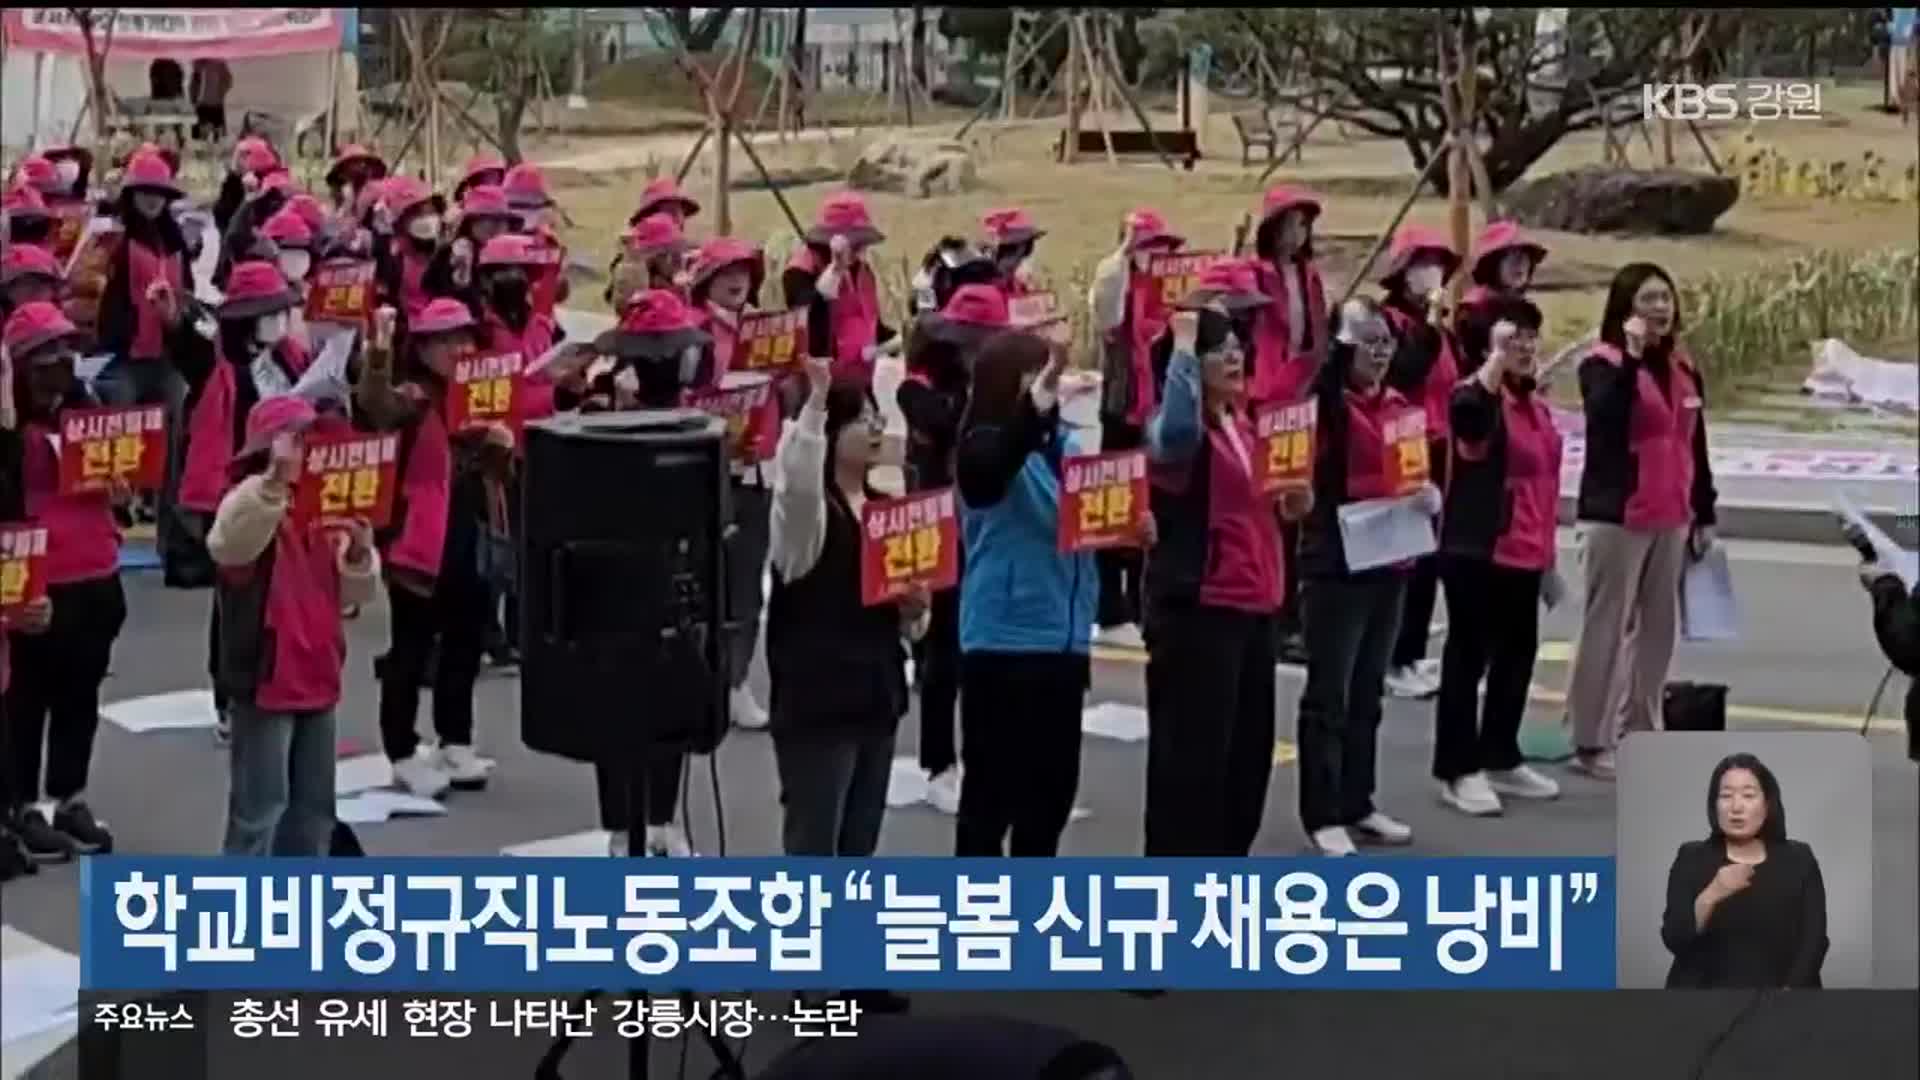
956, 391, 1098, 655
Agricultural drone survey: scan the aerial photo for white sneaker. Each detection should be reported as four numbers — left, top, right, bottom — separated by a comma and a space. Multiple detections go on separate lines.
392, 748, 451, 799
1310, 826, 1357, 856
1487, 764, 1561, 801
213, 709, 231, 747
730, 685, 769, 730
1439, 773, 1503, 817
607, 830, 630, 857
437, 743, 496, 790
1414, 657, 1442, 679
1093, 623, 1145, 650
1354, 811, 1414, 846
1384, 665, 1438, 699
925, 766, 963, 815
644, 824, 693, 857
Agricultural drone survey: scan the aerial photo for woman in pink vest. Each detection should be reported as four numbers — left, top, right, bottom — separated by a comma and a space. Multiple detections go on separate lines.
2, 302, 126, 861
980, 208, 1044, 300
607, 213, 691, 312
628, 175, 701, 228
324, 144, 389, 218
208, 395, 379, 855
783, 193, 895, 384
1376, 226, 1464, 700
355, 299, 504, 798
1087, 208, 1184, 647
375, 177, 445, 328
688, 237, 778, 732
503, 164, 571, 313
1456, 221, 1548, 370
1564, 263, 1718, 780
0, 331, 55, 878
425, 183, 518, 311
215, 136, 279, 238
1432, 296, 1565, 816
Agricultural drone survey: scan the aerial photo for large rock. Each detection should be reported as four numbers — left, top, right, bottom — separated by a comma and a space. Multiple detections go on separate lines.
846, 136, 979, 199
1501, 167, 1739, 235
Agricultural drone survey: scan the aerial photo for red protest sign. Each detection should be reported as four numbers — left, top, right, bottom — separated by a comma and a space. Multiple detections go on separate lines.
446, 351, 526, 436
0, 524, 50, 616
49, 203, 89, 264
1383, 409, 1431, 496
1059, 450, 1149, 552
1252, 398, 1318, 495
1147, 251, 1226, 308
306, 258, 376, 327
736, 308, 808, 372
860, 488, 960, 606
57, 404, 166, 495
684, 372, 780, 464
294, 431, 400, 529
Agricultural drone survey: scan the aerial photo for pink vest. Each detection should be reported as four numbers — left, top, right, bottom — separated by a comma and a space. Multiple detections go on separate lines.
180, 360, 237, 513
483, 311, 558, 427
1196, 416, 1284, 613
1491, 390, 1563, 571
220, 518, 347, 712
1249, 260, 1326, 407
384, 396, 453, 580
1380, 303, 1461, 442
788, 248, 881, 382
1588, 342, 1704, 532
126, 237, 184, 361
22, 420, 119, 585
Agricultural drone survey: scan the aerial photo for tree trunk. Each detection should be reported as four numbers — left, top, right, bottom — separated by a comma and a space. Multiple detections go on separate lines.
497, 89, 527, 164
911, 7, 929, 90
1482, 113, 1574, 192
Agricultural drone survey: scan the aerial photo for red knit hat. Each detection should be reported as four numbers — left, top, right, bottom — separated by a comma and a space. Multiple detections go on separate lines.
1176, 257, 1272, 312
624, 213, 688, 255
325, 144, 387, 188
234, 395, 317, 464
687, 236, 763, 291
122, 150, 183, 199
630, 175, 701, 224
593, 288, 711, 359
413, 297, 478, 338
477, 233, 545, 267
459, 184, 514, 222
981, 207, 1044, 247
2, 301, 82, 361
0, 244, 62, 288
261, 208, 313, 251
218, 261, 300, 321
502, 163, 553, 210
1124, 208, 1183, 252
805, 192, 883, 247
1378, 225, 1461, 287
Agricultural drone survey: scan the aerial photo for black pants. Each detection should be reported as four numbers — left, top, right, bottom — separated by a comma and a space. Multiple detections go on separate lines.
1296, 575, 1405, 833
773, 729, 893, 856
194, 105, 227, 141
5, 575, 126, 806
1277, 520, 1303, 637
1390, 443, 1448, 669
915, 583, 960, 775
1433, 559, 1541, 782
378, 578, 489, 761
1095, 416, 1144, 629
594, 754, 684, 831
1144, 605, 1277, 856
726, 483, 772, 688
207, 598, 227, 714
956, 651, 1088, 856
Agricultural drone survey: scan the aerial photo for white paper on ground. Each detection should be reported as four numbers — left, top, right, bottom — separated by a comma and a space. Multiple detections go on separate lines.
502, 830, 612, 858
1803, 338, 1920, 414
1680, 546, 1740, 642
1338, 497, 1437, 572
335, 790, 448, 825
100, 690, 218, 733
1081, 702, 1149, 743
334, 753, 394, 797
886, 756, 931, 808
1833, 493, 1920, 590
0, 930, 80, 1050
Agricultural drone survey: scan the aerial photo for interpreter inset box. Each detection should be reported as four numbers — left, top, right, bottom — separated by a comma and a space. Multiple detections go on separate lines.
1614, 731, 1872, 989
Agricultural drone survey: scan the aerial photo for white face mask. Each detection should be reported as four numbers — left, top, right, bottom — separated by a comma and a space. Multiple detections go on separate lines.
277, 251, 312, 284
1405, 264, 1445, 296
54, 160, 80, 188
256, 311, 290, 345
407, 214, 442, 242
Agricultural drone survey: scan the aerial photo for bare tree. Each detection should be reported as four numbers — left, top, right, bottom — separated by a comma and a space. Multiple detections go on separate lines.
66, 8, 120, 139
650, 8, 736, 53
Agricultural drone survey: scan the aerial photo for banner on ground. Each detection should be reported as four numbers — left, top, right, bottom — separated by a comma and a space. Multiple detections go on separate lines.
57, 404, 165, 494
860, 489, 959, 605
81, 857, 1617, 990
1, 9, 343, 60
294, 432, 399, 529
1059, 450, 1149, 552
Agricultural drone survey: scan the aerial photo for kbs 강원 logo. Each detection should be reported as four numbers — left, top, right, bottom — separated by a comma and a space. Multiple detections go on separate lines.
1641, 81, 1821, 123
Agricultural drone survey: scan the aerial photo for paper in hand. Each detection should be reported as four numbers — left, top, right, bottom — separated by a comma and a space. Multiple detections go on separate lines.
1680, 545, 1740, 642
292, 328, 356, 407
527, 341, 598, 383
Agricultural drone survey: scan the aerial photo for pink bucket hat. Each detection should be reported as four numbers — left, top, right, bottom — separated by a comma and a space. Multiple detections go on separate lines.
918, 283, 1010, 348
0, 244, 63, 289
2, 301, 83, 360
687, 236, 764, 293
1124, 208, 1183, 253
981, 207, 1044, 247
1176, 257, 1273, 312
413, 297, 479, 338
122, 150, 183, 200
1378, 225, 1461, 287
260, 208, 313, 251
218, 261, 301, 321
624, 213, 689, 256
233, 395, 317, 466
630, 175, 702, 224
593, 288, 711, 359
805, 192, 884, 247
502, 163, 554, 210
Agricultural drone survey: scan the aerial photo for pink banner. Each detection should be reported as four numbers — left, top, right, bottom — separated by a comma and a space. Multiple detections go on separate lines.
2, 8, 341, 59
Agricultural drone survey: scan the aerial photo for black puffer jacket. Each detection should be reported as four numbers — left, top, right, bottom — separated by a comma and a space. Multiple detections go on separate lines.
1868, 575, 1920, 762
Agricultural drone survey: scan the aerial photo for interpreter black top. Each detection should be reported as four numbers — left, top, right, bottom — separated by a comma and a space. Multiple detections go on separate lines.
1660, 838, 1828, 989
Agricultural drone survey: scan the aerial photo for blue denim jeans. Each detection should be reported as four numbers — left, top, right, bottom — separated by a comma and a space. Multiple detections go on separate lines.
222, 703, 337, 857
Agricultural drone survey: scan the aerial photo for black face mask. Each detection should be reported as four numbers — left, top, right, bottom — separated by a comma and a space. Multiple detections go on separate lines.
407, 233, 437, 254
1504, 372, 1538, 396
487, 271, 530, 318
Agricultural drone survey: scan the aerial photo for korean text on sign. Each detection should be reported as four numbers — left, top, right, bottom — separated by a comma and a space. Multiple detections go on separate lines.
0, 525, 50, 615
306, 259, 377, 327
1253, 399, 1318, 494
1383, 410, 1430, 496
57, 405, 166, 495
1059, 450, 1148, 552
447, 352, 526, 435
860, 489, 960, 605
1147, 252, 1226, 308
685, 378, 780, 465
83, 857, 1615, 991
294, 433, 400, 529
737, 309, 808, 372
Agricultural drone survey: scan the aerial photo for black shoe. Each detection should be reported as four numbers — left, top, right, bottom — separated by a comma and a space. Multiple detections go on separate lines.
843, 989, 910, 1015
1277, 630, 1310, 666
53, 800, 114, 855
485, 644, 519, 669
0, 823, 37, 880
14, 808, 77, 863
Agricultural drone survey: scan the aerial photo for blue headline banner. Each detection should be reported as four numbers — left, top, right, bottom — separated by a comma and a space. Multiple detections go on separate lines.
83, 857, 1616, 991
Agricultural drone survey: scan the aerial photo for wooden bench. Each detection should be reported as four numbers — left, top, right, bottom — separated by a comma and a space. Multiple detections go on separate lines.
1232, 109, 1307, 167
1056, 128, 1201, 170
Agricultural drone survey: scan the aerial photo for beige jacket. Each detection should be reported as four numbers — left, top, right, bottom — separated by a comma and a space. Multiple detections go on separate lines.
208, 473, 380, 608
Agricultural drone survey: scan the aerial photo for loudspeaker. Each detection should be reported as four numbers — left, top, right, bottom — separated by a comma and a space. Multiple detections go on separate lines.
1663, 681, 1728, 732
519, 409, 731, 763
